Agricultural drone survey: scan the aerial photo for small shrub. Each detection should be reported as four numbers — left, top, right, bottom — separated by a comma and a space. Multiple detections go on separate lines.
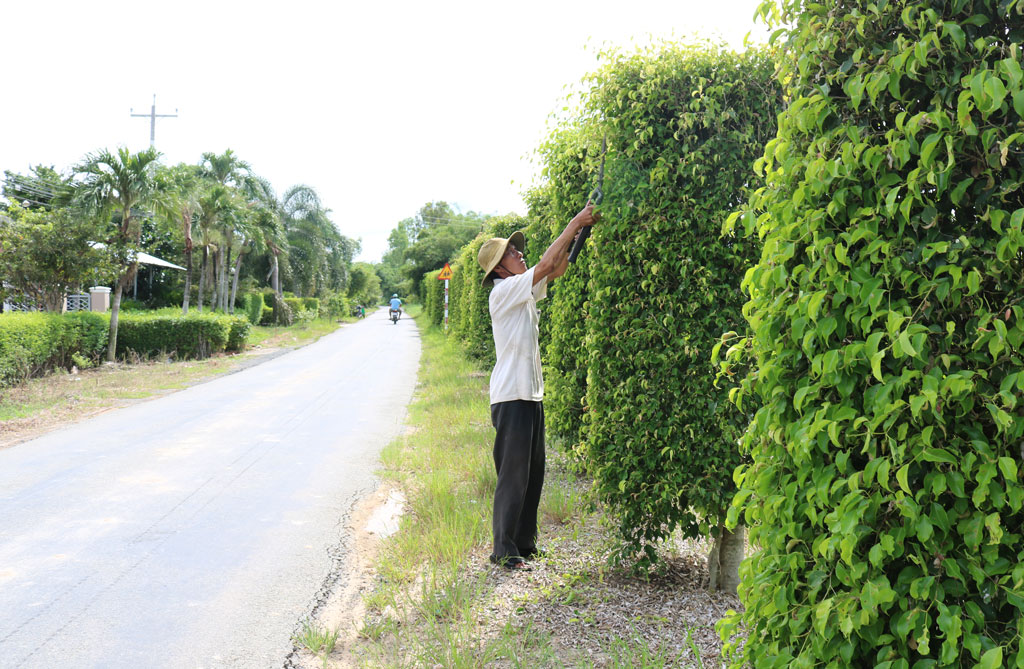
242, 293, 264, 326
271, 294, 294, 326
259, 304, 274, 325
322, 293, 348, 319
226, 316, 250, 352
301, 297, 319, 315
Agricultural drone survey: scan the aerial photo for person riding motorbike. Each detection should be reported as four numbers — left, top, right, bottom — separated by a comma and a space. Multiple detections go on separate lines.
389, 294, 402, 321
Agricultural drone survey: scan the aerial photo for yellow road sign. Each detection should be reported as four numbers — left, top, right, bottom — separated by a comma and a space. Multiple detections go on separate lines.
436, 263, 453, 280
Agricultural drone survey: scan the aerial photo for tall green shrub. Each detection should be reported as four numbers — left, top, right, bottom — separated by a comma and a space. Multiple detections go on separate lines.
537, 42, 780, 568
720, 1, 1024, 665
242, 292, 265, 325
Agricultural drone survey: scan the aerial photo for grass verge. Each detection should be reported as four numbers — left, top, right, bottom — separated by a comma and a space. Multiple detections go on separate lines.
347, 319, 739, 668
0, 316, 354, 448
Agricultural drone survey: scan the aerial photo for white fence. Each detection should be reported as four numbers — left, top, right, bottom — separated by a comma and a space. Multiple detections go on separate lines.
66, 294, 89, 312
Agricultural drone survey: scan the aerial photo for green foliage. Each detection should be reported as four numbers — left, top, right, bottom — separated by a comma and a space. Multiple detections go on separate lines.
301, 297, 320, 314
718, 2, 1024, 665
0, 311, 108, 387
116, 312, 235, 359
535, 42, 781, 564
242, 292, 265, 325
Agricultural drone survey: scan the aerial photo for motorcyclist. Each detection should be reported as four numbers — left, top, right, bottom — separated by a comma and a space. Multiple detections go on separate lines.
389, 294, 402, 320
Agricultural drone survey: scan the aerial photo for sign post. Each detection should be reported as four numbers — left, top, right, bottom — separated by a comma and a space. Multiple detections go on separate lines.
436, 263, 453, 331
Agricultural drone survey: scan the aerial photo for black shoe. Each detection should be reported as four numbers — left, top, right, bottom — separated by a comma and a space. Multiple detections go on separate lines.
490, 554, 531, 571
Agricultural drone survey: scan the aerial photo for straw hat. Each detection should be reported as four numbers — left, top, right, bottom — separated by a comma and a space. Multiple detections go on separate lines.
477, 231, 525, 286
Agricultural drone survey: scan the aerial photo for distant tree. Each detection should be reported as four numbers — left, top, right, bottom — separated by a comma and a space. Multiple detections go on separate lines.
347, 262, 381, 308
2, 165, 72, 209
382, 201, 488, 297
0, 203, 115, 311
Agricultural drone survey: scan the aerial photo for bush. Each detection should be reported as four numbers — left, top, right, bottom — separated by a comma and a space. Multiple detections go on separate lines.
718, 2, 1024, 665
283, 297, 306, 317
271, 294, 294, 326
301, 297, 320, 315
116, 313, 231, 359
226, 316, 250, 352
0, 311, 108, 387
322, 293, 349, 319
259, 304, 274, 325
242, 293, 264, 326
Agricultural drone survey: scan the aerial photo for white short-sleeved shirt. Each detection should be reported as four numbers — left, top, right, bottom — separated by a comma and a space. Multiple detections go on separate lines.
488, 267, 548, 405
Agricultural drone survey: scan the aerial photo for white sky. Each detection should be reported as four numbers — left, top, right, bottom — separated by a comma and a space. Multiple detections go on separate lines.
1, 0, 769, 262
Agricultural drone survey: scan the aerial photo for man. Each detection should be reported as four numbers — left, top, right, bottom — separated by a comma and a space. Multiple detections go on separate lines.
389, 293, 402, 320
477, 204, 598, 570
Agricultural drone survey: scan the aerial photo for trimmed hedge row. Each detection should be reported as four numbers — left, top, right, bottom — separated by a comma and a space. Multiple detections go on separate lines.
116, 312, 250, 359
0, 311, 108, 388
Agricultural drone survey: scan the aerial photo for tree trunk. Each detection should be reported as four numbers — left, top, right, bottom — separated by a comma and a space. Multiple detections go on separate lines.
222, 245, 233, 312
182, 247, 193, 315
229, 251, 244, 314
106, 263, 137, 362
211, 248, 221, 313
197, 247, 208, 313
708, 524, 744, 595
271, 253, 281, 297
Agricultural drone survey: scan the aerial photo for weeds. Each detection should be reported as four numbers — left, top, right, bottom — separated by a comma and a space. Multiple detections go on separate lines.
294, 618, 340, 668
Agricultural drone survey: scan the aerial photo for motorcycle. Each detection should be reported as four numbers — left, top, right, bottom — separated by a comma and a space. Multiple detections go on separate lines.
389, 308, 400, 325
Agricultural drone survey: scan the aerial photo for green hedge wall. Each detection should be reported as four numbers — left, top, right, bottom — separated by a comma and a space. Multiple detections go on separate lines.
531, 42, 781, 563
444, 215, 529, 365
423, 269, 444, 327
0, 311, 108, 388
719, 1, 1024, 665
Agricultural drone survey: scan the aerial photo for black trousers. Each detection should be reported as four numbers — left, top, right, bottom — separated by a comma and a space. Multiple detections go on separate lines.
490, 400, 545, 561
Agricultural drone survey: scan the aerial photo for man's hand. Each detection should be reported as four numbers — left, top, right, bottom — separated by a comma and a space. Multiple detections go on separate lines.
571, 203, 600, 229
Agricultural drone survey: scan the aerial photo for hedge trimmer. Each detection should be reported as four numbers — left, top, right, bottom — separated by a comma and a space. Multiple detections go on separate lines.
568, 134, 606, 263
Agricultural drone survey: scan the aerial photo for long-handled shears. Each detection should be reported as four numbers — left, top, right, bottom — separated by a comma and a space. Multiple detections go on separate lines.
568, 134, 606, 263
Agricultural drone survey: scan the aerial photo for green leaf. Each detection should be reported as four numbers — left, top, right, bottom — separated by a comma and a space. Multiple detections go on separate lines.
998, 457, 1018, 481
897, 464, 911, 494
978, 646, 1003, 669
871, 351, 885, 381
898, 331, 918, 357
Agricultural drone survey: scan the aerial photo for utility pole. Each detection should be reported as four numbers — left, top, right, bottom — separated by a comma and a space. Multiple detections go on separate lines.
130, 94, 178, 148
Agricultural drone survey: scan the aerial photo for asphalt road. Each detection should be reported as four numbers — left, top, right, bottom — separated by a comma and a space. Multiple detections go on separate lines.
0, 309, 421, 668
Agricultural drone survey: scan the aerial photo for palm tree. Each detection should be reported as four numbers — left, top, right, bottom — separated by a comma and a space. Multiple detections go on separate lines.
199, 150, 275, 312
154, 164, 203, 314
74, 146, 163, 362
280, 184, 346, 297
